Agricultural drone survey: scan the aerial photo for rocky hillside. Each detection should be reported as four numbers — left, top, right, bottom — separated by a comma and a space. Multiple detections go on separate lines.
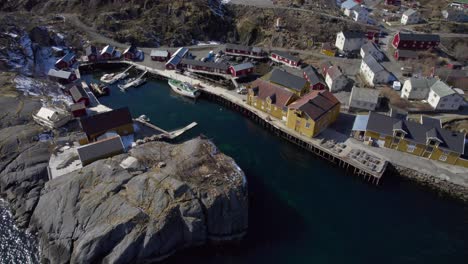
31, 138, 248, 263
0, 0, 364, 48
0, 0, 237, 47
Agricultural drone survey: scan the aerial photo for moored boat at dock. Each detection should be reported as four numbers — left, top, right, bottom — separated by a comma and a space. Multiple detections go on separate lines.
168, 79, 200, 99
118, 77, 146, 91
89, 82, 110, 97
100, 72, 129, 84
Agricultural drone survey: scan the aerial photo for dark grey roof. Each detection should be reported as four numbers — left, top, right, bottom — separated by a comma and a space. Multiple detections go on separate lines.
80, 107, 133, 137
85, 46, 97, 56
173, 47, 189, 58
403, 8, 418, 16
362, 55, 385, 73
421, 116, 441, 127
398, 32, 440, 42
101, 45, 115, 55
70, 85, 88, 101
58, 52, 75, 63
365, 112, 465, 154
342, 31, 365, 39
181, 59, 229, 71
230, 62, 254, 71
397, 49, 418, 58
361, 42, 382, 57
166, 55, 182, 66
271, 50, 300, 62
123, 45, 138, 54
77, 136, 125, 165
303, 66, 323, 85
268, 69, 307, 92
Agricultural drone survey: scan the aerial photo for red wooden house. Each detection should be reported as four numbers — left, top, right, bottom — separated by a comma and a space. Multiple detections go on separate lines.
229, 62, 254, 77
123, 45, 138, 60
85, 46, 98, 62
48, 69, 77, 84
225, 43, 265, 58
303, 66, 326, 90
181, 59, 230, 75
55, 53, 76, 70
70, 85, 90, 106
70, 102, 87, 117
320, 61, 333, 76
100, 45, 116, 60
392, 32, 440, 50
270, 50, 301, 68
385, 0, 401, 5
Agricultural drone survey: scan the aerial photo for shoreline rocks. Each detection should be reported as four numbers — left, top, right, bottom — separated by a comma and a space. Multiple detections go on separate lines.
388, 164, 468, 202
30, 138, 248, 263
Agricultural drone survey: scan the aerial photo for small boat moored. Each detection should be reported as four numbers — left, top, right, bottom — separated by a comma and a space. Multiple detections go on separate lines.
168, 79, 200, 99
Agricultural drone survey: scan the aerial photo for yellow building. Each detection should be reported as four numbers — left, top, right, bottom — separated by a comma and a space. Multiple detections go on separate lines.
286, 90, 341, 137
321, 42, 336, 57
263, 68, 310, 96
247, 79, 298, 121
351, 112, 468, 167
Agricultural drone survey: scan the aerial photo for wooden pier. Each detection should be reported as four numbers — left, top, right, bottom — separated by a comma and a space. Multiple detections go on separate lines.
79, 61, 387, 184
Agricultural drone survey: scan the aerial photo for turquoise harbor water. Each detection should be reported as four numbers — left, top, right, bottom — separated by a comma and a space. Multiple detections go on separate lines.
82, 71, 468, 264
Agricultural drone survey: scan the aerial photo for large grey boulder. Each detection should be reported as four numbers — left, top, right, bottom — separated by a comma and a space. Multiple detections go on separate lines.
31, 138, 248, 263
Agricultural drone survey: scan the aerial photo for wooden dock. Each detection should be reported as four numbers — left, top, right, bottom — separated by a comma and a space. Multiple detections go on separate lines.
79, 61, 388, 184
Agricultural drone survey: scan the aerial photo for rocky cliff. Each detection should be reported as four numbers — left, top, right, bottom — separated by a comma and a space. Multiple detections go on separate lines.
31, 138, 248, 263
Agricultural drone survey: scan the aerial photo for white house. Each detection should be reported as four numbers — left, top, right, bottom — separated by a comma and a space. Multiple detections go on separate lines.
400, 77, 437, 100
359, 55, 390, 86
360, 42, 384, 61
348, 87, 380, 111
401, 9, 420, 25
335, 31, 366, 53
427, 81, 464, 110
33, 106, 71, 129
341, 0, 359, 15
325, 65, 349, 92
442, 8, 468, 22
350, 6, 369, 23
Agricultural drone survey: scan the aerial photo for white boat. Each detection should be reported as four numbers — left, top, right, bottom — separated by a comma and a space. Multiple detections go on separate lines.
118, 77, 146, 91
100, 72, 129, 84
168, 79, 200, 99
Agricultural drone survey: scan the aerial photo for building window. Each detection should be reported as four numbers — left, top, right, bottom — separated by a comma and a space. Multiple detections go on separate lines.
407, 144, 416, 153
439, 155, 448, 162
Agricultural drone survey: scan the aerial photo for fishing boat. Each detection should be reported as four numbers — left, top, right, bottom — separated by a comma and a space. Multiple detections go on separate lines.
168, 79, 200, 99
89, 83, 110, 97
118, 77, 146, 91
100, 72, 129, 84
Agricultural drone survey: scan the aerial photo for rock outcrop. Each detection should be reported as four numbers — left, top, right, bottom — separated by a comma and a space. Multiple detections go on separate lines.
31, 138, 248, 263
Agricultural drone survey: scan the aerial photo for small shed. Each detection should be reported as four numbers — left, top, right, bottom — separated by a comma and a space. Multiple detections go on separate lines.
270, 50, 301, 68
229, 62, 255, 77
150, 50, 170, 61
70, 102, 87, 117
77, 136, 125, 166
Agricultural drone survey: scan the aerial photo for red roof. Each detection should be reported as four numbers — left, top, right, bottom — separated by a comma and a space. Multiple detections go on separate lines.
288, 90, 339, 120
250, 79, 296, 110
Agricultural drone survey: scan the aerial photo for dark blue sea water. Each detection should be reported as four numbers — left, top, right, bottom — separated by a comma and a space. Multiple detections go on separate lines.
1, 70, 467, 263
